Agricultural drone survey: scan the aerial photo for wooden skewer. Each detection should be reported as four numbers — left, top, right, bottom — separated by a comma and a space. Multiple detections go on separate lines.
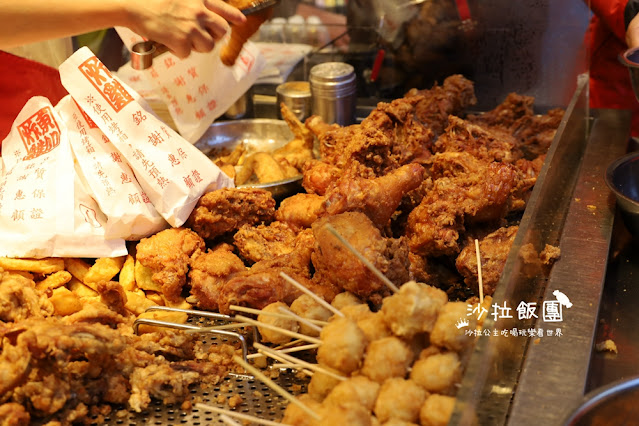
220, 414, 242, 426
278, 306, 323, 333
230, 304, 328, 326
247, 343, 320, 359
271, 363, 315, 376
324, 223, 399, 294
232, 355, 321, 421
255, 342, 346, 381
234, 315, 322, 344
279, 271, 344, 317
195, 403, 287, 426
474, 239, 484, 305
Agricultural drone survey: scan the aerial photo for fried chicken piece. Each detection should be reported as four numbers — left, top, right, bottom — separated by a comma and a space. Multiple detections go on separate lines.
467, 92, 534, 130
187, 187, 276, 240
311, 212, 410, 301
302, 160, 342, 195
217, 235, 334, 313
455, 226, 518, 296
275, 193, 326, 231
406, 153, 520, 257
320, 163, 426, 228
0, 403, 30, 424
272, 103, 316, 171
189, 244, 246, 311
234, 221, 311, 263
135, 227, 205, 302
407, 74, 477, 136
305, 114, 341, 140
97, 281, 128, 315
512, 108, 564, 159
0, 272, 53, 322
434, 115, 517, 163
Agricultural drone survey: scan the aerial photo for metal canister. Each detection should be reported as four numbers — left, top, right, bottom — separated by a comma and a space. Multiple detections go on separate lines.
276, 81, 312, 121
309, 62, 357, 126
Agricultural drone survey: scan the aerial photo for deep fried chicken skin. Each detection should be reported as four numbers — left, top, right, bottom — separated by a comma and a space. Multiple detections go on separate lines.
135, 227, 205, 302
407, 74, 477, 136
311, 212, 410, 301
456, 226, 519, 296
189, 244, 247, 311
275, 193, 326, 231
302, 159, 342, 195
0, 272, 53, 322
186, 187, 276, 241
234, 222, 311, 263
320, 163, 426, 228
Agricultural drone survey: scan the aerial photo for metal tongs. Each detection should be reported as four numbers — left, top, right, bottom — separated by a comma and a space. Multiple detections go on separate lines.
130, 0, 280, 70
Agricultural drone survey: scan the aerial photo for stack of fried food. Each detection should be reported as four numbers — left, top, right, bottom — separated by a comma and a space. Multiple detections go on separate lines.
0, 74, 563, 423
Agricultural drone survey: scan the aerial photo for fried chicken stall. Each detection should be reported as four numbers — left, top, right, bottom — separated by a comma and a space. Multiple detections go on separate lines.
0, 2, 631, 425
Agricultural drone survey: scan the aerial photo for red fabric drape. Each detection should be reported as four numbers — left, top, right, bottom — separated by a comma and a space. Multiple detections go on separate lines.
0, 51, 68, 145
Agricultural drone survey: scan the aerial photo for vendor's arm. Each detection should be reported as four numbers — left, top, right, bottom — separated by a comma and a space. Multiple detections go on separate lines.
0, 0, 246, 58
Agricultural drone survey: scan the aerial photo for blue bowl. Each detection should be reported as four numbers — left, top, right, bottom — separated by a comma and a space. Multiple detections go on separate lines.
606, 151, 639, 237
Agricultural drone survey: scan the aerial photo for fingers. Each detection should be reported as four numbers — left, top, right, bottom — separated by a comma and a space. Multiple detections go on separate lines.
628, 15, 639, 49
205, 0, 247, 26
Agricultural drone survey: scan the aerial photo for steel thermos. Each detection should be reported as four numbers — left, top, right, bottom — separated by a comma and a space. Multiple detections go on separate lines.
309, 62, 356, 126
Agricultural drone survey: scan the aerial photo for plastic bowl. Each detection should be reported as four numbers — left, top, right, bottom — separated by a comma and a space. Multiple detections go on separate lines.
605, 151, 639, 237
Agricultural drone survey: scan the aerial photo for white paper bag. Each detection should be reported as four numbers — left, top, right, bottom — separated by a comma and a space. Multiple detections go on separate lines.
0, 97, 127, 258
115, 26, 266, 143
58, 47, 233, 227
56, 95, 168, 240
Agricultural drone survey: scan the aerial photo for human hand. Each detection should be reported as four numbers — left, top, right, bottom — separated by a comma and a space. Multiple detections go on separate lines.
124, 0, 246, 58
627, 13, 639, 49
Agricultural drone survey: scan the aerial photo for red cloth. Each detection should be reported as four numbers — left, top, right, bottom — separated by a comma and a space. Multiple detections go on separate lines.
586, 0, 639, 136
0, 51, 68, 144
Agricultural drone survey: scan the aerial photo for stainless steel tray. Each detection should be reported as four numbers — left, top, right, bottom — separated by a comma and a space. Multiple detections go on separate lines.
451, 75, 632, 425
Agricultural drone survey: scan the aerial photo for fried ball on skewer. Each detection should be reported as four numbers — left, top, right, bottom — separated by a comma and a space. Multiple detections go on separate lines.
317, 317, 367, 375
357, 311, 392, 342
317, 401, 375, 426
381, 281, 447, 338
360, 337, 413, 384
410, 352, 462, 394
373, 378, 427, 423
323, 375, 380, 411
281, 393, 324, 426
290, 294, 332, 338
307, 365, 343, 402
256, 301, 299, 344
331, 291, 364, 310
419, 394, 456, 426
430, 301, 477, 352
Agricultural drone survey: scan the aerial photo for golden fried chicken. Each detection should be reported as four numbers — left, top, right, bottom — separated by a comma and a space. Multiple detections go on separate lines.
187, 187, 276, 241
433, 115, 517, 163
272, 103, 316, 170
0, 271, 53, 322
320, 163, 426, 228
301, 159, 342, 195
407, 74, 477, 136
234, 221, 312, 263
135, 227, 205, 302
311, 212, 410, 302
406, 153, 520, 257
189, 243, 247, 311
455, 226, 519, 296
275, 193, 326, 231
467, 92, 534, 130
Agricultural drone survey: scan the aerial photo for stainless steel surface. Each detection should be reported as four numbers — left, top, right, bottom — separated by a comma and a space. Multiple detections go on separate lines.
276, 81, 312, 121
309, 62, 357, 126
193, 119, 305, 198
130, 41, 169, 70
605, 152, 639, 237
450, 76, 632, 425
565, 376, 639, 425
224, 89, 253, 120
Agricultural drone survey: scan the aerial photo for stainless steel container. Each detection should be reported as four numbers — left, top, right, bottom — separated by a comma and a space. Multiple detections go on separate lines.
223, 89, 253, 120
309, 62, 356, 126
276, 81, 312, 121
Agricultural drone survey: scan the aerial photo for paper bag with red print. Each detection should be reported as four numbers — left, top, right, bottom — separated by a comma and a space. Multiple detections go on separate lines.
0, 96, 127, 258
59, 47, 234, 227
56, 95, 168, 240
114, 26, 265, 143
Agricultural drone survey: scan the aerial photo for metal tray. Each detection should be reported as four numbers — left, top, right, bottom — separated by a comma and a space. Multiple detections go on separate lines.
194, 119, 305, 199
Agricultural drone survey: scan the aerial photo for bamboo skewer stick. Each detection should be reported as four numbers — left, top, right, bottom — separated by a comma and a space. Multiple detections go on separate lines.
195, 403, 287, 426
324, 223, 399, 293
474, 239, 484, 305
279, 271, 344, 317
234, 315, 322, 344
247, 343, 320, 359
220, 414, 242, 426
232, 355, 321, 421
230, 304, 329, 326
255, 342, 346, 381
278, 306, 323, 333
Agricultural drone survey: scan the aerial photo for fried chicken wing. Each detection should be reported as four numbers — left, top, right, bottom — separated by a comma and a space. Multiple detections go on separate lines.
187, 187, 276, 241
135, 227, 205, 302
